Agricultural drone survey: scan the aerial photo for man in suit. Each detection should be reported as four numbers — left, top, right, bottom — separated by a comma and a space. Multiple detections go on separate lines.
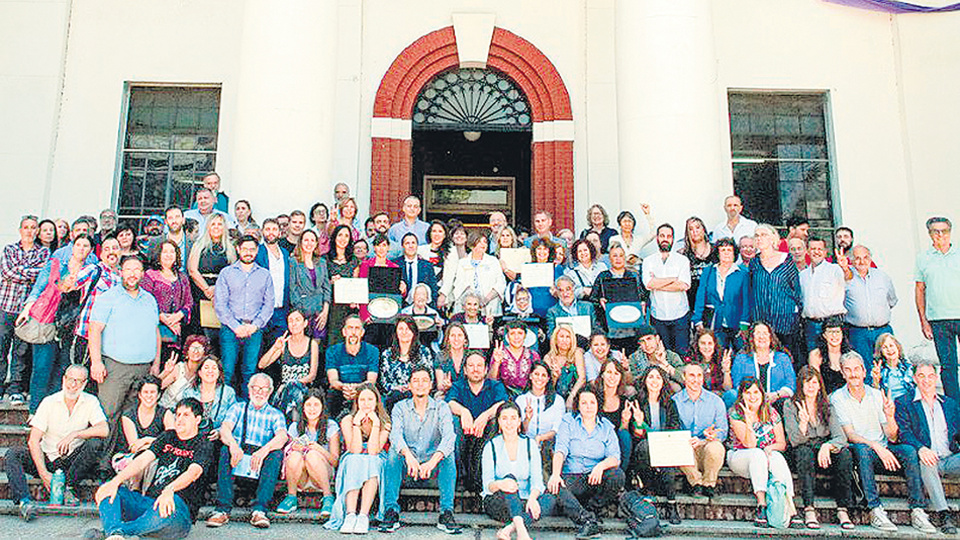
255, 218, 291, 357
895, 357, 960, 534
393, 233, 438, 308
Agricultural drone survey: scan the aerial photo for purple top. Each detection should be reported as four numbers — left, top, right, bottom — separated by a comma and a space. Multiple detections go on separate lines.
142, 268, 193, 320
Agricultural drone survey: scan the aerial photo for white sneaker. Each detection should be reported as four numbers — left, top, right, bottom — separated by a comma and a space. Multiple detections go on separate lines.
340, 513, 358, 534
354, 514, 369, 534
870, 507, 898, 532
912, 508, 937, 534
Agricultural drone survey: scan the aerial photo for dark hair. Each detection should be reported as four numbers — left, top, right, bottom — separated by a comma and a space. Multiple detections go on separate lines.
297, 387, 330, 446
786, 215, 809, 229
570, 238, 597, 265
656, 222, 674, 236
465, 349, 488, 366
328, 224, 357, 262
237, 235, 259, 250
119, 253, 143, 270
176, 397, 204, 417
466, 230, 487, 250
806, 235, 826, 247
816, 315, 851, 359
792, 366, 831, 426
164, 205, 183, 218
689, 326, 722, 376
182, 334, 211, 356
494, 401, 524, 437
400, 232, 419, 247
408, 364, 435, 387
111, 224, 137, 244
38, 219, 59, 250
528, 237, 556, 262
389, 315, 424, 365
617, 210, 636, 227
637, 365, 673, 405
926, 216, 952, 231
191, 355, 225, 389
594, 359, 631, 404
136, 374, 163, 395
261, 217, 279, 229
744, 321, 785, 356
715, 236, 739, 259
573, 386, 600, 416
293, 229, 319, 263
155, 239, 182, 271
834, 226, 854, 240
371, 232, 389, 248
734, 376, 771, 424
428, 220, 451, 260
308, 202, 329, 227
524, 360, 557, 404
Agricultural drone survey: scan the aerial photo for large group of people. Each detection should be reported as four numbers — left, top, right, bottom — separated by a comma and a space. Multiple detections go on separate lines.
0, 172, 959, 539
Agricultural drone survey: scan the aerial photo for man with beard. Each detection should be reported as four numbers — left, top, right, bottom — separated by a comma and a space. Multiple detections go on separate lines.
5, 364, 107, 518
278, 210, 306, 253
89, 397, 212, 539
69, 237, 122, 365
96, 209, 118, 247
255, 219, 291, 350
487, 211, 507, 253
325, 315, 380, 417
88, 255, 161, 427
184, 187, 236, 231
145, 206, 193, 272
641, 224, 692, 356
207, 373, 287, 529
276, 213, 290, 237
215, 236, 274, 398
828, 226, 876, 270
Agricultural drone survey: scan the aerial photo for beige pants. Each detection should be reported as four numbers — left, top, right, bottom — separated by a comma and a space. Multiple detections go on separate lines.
679, 440, 725, 487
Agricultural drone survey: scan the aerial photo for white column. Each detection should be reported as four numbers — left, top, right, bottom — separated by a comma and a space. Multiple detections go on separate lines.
230, 0, 338, 218
615, 0, 725, 231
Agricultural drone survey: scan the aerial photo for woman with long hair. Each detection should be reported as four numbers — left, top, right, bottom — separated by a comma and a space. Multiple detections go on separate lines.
727, 377, 799, 528
685, 327, 730, 392
326, 224, 360, 344
526, 238, 561, 317
187, 214, 236, 336
542, 325, 586, 409
259, 309, 319, 420
782, 366, 854, 529
516, 362, 565, 464
235, 199, 258, 235
115, 375, 174, 491
290, 229, 331, 340
436, 321, 468, 395
278, 388, 341, 519
490, 319, 540, 398
157, 334, 209, 409
806, 316, 849, 395
378, 315, 434, 410
582, 333, 627, 385
113, 224, 139, 257
418, 220, 450, 278
54, 219, 70, 246
330, 197, 362, 241
594, 359, 633, 473
578, 204, 617, 253
496, 226, 521, 283
182, 355, 237, 440
324, 383, 391, 533
870, 333, 915, 400
628, 366, 682, 524
439, 224, 469, 303
679, 216, 717, 308
724, 321, 796, 408
38, 219, 59, 251
142, 240, 193, 358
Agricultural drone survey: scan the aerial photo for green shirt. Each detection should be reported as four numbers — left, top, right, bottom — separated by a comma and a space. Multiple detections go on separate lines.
627, 348, 685, 386
915, 245, 960, 320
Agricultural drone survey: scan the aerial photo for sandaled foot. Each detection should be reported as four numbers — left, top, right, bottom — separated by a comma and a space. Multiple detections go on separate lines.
837, 508, 855, 530
804, 508, 820, 529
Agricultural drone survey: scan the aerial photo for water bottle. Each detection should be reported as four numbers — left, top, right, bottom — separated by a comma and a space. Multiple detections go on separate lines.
49, 469, 65, 505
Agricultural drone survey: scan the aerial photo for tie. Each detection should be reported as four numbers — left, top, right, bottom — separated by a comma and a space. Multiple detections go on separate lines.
408, 261, 415, 301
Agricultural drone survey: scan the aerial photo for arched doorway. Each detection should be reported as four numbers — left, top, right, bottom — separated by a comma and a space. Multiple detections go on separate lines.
411, 68, 532, 228
370, 26, 574, 230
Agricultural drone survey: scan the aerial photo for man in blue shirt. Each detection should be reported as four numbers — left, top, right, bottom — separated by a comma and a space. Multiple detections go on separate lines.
672, 363, 727, 498
387, 196, 430, 248
915, 217, 960, 400
380, 366, 461, 534
215, 236, 274, 399
446, 352, 507, 493
325, 315, 380, 417
88, 254, 161, 427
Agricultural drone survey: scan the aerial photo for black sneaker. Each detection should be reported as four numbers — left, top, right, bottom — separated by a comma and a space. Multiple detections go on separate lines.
666, 501, 681, 525
941, 512, 957, 535
379, 509, 400, 533
701, 485, 715, 498
437, 511, 462, 534
754, 505, 768, 528
690, 484, 704, 498
18, 499, 35, 522
575, 519, 602, 539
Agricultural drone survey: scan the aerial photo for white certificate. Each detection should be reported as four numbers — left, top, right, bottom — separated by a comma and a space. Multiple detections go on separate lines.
521, 263, 554, 288
648, 430, 695, 468
334, 278, 369, 304
464, 323, 491, 349
499, 248, 531, 274
555, 315, 591, 337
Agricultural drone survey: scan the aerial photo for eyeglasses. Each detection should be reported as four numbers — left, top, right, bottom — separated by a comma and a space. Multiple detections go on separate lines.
65, 376, 87, 385
250, 385, 271, 393
930, 228, 951, 236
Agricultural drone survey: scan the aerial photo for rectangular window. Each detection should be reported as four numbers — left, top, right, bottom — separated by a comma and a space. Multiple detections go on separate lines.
117, 85, 221, 230
728, 92, 836, 236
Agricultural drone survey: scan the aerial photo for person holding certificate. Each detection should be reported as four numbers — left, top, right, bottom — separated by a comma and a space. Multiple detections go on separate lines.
326, 224, 360, 346
627, 365, 682, 525
589, 242, 647, 356
357, 233, 401, 324
440, 231, 505, 318
525, 238, 562, 317
726, 376, 800, 528
564, 239, 608, 300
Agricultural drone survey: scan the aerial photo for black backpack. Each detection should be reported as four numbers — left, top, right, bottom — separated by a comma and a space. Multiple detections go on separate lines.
619, 491, 662, 538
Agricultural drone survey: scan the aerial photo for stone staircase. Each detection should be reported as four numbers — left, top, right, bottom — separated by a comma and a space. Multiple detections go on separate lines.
0, 400, 956, 537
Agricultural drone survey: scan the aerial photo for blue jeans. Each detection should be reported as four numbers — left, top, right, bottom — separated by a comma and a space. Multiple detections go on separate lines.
846, 324, 892, 384
931, 319, 960, 401
98, 486, 191, 539
616, 429, 632, 473
851, 442, 926, 509
215, 445, 283, 513
29, 342, 59, 413
382, 447, 456, 515
651, 313, 691, 357
803, 318, 827, 355
220, 326, 263, 399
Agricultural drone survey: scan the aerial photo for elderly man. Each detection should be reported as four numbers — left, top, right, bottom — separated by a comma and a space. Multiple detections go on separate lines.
642, 224, 692, 356
737, 235, 757, 266
0, 215, 49, 403
207, 373, 288, 529
545, 275, 599, 340
325, 315, 380, 417
90, 397, 211, 540
5, 364, 107, 518
487, 212, 508, 253
198, 172, 229, 212
380, 366, 461, 534
895, 359, 960, 534
388, 195, 430, 247
88, 255, 161, 426
524, 210, 566, 248
916, 217, 960, 400
184, 187, 236, 230
845, 245, 897, 375
672, 363, 727, 499
788, 237, 807, 271
97, 209, 118, 246
799, 236, 847, 352
713, 195, 757, 243
831, 351, 935, 533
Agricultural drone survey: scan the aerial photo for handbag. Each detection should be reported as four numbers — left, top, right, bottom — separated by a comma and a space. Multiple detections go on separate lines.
14, 259, 62, 344
765, 473, 791, 529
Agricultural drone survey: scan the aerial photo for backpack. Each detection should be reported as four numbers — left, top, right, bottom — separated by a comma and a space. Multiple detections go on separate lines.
766, 474, 790, 529
619, 490, 662, 538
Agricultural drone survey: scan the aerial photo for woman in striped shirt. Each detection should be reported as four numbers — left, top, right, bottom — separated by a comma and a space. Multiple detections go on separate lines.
749, 224, 803, 367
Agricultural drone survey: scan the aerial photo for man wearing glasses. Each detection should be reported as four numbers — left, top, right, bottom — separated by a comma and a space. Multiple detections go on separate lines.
3, 364, 108, 520
916, 217, 960, 400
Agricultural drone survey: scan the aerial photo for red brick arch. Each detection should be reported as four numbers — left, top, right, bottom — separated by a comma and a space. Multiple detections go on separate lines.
371, 26, 574, 230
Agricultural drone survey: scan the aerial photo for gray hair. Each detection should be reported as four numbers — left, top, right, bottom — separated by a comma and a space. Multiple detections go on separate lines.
555, 275, 576, 289
248, 372, 274, 393
64, 363, 89, 378
413, 283, 432, 303
913, 356, 940, 373
839, 351, 865, 369
755, 223, 780, 239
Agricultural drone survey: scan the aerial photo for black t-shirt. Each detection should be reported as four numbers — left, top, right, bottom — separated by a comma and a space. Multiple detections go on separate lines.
147, 430, 212, 519
119, 406, 167, 453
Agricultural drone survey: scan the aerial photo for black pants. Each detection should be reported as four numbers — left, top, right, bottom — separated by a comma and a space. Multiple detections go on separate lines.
0, 311, 30, 394
458, 435, 486, 493
483, 491, 561, 525
562, 468, 626, 515
775, 327, 805, 372
791, 440, 853, 508
4, 440, 102, 503
630, 438, 677, 499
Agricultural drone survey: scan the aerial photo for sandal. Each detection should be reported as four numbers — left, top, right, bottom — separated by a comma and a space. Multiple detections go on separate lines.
790, 513, 806, 529
754, 505, 768, 527
804, 507, 820, 529
837, 508, 855, 530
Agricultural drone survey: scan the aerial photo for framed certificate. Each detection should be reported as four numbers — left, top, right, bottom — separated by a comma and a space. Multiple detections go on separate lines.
521, 263, 555, 288
555, 315, 591, 338
499, 248, 531, 274
334, 278, 369, 304
464, 323, 491, 349
648, 430, 695, 468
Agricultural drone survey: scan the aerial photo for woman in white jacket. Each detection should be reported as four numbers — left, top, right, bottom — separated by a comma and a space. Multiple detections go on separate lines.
438, 230, 506, 317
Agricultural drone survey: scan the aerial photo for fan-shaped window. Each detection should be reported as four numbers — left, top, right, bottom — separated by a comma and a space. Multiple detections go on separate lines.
413, 69, 531, 131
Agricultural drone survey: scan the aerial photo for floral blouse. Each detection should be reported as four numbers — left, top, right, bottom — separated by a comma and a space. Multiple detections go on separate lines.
379, 347, 435, 395
729, 406, 781, 450
495, 346, 539, 391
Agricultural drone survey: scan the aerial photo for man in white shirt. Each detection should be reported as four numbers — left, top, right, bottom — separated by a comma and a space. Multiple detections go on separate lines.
799, 236, 847, 352
256, 218, 290, 351
641, 224, 692, 356
712, 195, 757, 243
